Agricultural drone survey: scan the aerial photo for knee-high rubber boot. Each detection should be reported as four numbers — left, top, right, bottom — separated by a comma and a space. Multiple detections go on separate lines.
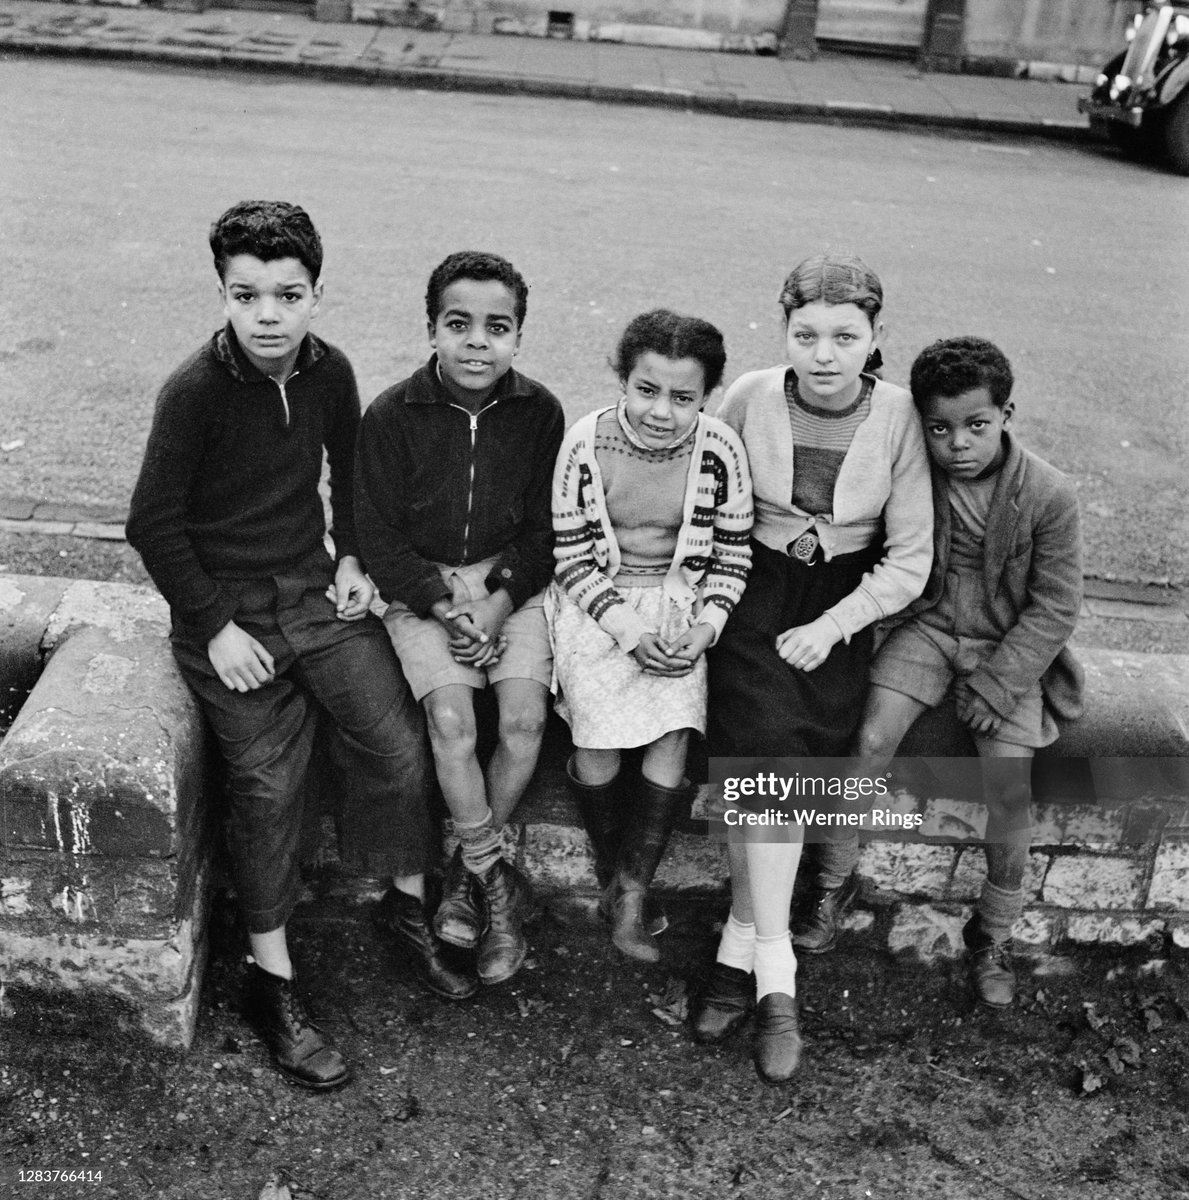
565, 756, 620, 891
566, 757, 668, 938
603, 775, 690, 963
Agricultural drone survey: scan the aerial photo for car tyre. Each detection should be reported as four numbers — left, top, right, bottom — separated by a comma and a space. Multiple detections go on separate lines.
1164, 90, 1189, 174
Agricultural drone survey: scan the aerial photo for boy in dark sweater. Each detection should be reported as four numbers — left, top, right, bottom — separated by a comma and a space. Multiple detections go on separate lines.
355, 251, 565, 988
127, 202, 470, 1092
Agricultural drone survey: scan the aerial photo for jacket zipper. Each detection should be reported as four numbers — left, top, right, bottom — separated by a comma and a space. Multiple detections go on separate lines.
272, 371, 299, 429
449, 398, 499, 561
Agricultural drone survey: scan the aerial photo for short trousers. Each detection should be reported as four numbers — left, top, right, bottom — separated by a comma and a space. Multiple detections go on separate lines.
383, 557, 552, 701
869, 617, 1056, 749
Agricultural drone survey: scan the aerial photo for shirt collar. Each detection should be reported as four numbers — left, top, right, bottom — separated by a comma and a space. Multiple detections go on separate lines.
404, 355, 535, 406
615, 395, 701, 452
214, 325, 326, 383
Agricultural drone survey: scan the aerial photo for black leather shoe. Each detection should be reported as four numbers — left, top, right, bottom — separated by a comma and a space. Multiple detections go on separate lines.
691, 964, 754, 1045
752, 992, 802, 1085
375, 887, 478, 1002
434, 846, 485, 950
244, 965, 352, 1091
792, 874, 858, 954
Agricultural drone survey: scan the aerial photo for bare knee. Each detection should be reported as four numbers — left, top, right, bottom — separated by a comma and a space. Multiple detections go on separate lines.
853, 719, 899, 762
498, 696, 547, 747
424, 694, 477, 760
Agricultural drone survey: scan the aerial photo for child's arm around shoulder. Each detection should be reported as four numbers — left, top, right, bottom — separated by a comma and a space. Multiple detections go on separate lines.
965, 452, 1083, 720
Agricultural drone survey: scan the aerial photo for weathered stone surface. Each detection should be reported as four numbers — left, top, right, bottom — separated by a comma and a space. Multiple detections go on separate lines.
0, 846, 192, 934
919, 796, 985, 841
0, 573, 71, 727
1042, 852, 1148, 909
860, 842, 956, 897
887, 904, 965, 962
1015, 909, 1059, 948
1, 624, 207, 857
1147, 841, 1189, 910
1064, 913, 1165, 946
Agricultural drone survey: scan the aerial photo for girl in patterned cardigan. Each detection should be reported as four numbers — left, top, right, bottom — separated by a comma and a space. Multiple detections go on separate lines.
549, 310, 753, 962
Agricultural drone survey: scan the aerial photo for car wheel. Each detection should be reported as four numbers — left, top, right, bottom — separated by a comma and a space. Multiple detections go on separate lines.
1107, 117, 1163, 160
1164, 91, 1189, 174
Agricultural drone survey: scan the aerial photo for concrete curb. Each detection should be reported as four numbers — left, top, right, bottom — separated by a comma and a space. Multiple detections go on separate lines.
0, 32, 1096, 143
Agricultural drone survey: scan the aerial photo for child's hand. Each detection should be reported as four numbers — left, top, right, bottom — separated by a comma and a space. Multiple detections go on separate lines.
631, 632, 694, 676
955, 682, 1004, 738
775, 616, 841, 673
327, 556, 374, 621
208, 620, 275, 692
431, 597, 489, 648
449, 631, 507, 668
666, 622, 715, 665
447, 592, 516, 643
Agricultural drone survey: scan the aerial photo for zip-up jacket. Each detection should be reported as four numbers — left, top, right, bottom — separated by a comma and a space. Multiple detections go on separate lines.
126, 326, 361, 642
355, 357, 565, 618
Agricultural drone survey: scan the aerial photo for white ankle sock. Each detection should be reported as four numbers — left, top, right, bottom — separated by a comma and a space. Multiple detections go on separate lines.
715, 910, 756, 972
754, 932, 797, 1001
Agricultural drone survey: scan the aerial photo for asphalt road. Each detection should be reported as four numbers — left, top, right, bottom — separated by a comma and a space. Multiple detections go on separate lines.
2, 57, 1187, 584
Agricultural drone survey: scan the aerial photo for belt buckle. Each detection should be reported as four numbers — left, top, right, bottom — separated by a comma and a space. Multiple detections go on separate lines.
789, 530, 819, 564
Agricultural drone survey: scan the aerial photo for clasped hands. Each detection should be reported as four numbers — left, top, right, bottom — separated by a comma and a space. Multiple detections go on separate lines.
433, 591, 515, 669
630, 622, 715, 676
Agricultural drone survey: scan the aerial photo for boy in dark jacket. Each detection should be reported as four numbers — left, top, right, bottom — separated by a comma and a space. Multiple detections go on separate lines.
127, 202, 466, 1092
355, 250, 565, 988
836, 336, 1083, 1007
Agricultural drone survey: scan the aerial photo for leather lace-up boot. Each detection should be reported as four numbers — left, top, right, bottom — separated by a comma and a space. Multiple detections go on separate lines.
475, 857, 534, 985
244, 964, 352, 1091
374, 886, 478, 1001
433, 845, 485, 951
963, 914, 1017, 1008
792, 873, 858, 955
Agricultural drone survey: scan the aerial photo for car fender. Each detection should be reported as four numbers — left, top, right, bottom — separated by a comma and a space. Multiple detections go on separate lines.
1154, 55, 1189, 106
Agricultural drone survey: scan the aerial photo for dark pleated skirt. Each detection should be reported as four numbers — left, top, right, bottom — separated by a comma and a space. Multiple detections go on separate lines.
708, 538, 881, 758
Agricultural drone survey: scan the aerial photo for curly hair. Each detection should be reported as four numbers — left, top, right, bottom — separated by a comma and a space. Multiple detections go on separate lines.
612, 309, 727, 393
425, 251, 529, 327
209, 201, 323, 283
778, 253, 883, 326
909, 336, 1014, 410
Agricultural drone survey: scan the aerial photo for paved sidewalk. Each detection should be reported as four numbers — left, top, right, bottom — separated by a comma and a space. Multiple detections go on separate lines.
0, 0, 1093, 140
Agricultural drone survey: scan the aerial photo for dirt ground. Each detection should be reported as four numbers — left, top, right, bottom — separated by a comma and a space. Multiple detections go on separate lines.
3, 883, 1189, 1200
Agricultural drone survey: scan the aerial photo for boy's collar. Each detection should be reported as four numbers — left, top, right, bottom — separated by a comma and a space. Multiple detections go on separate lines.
214, 325, 326, 383
404, 355, 533, 405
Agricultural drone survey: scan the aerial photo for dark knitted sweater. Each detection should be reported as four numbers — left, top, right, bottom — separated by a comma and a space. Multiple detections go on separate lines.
127, 327, 361, 641
355, 358, 565, 617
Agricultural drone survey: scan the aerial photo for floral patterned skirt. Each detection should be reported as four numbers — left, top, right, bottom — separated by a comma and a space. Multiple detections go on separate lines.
547, 582, 707, 750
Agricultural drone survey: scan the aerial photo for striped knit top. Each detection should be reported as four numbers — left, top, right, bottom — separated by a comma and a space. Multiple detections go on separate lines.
785, 372, 872, 517
551, 404, 753, 653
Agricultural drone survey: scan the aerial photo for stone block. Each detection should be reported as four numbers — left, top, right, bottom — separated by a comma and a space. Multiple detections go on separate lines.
1042, 852, 1148, 909
887, 904, 965, 962
1063, 913, 1165, 947
1014, 908, 1059, 948
1031, 802, 1127, 846
947, 845, 1046, 902
919, 795, 985, 841
1147, 842, 1189, 910
860, 841, 956, 897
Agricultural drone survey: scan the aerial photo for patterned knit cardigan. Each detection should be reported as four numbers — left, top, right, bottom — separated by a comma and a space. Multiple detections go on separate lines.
551, 406, 753, 654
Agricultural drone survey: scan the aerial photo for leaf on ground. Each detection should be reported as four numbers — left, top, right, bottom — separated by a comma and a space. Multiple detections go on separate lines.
1079, 1066, 1106, 1095
1144, 1007, 1164, 1032
1104, 1047, 1124, 1075
1114, 1037, 1142, 1068
0, 984, 14, 1020
1083, 1002, 1109, 1032
258, 1177, 292, 1200
648, 977, 689, 1027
